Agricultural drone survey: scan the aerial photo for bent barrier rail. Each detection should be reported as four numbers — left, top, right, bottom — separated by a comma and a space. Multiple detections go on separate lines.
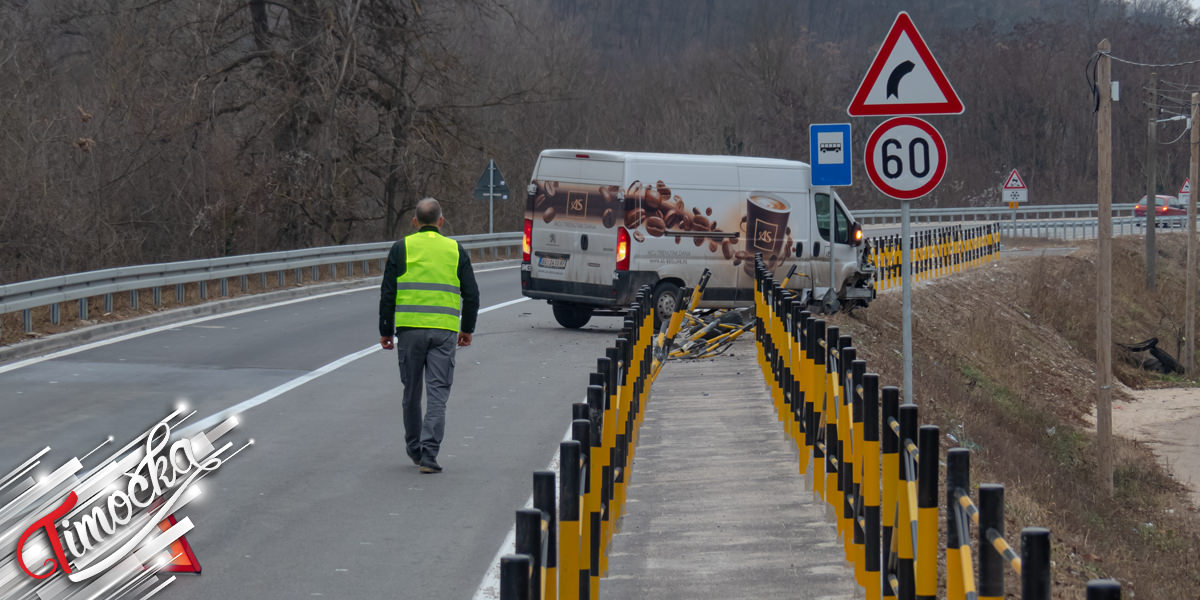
752, 257, 1122, 599
497, 281, 697, 600
0, 232, 521, 341
867, 224, 1000, 293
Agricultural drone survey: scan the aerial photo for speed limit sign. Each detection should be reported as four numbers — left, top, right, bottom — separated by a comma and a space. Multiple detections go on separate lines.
864, 116, 947, 200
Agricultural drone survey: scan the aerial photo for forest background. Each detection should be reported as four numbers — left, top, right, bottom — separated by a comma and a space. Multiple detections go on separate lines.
3, 0, 1199, 283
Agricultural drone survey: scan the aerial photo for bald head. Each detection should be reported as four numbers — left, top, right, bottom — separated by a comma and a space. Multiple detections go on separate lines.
414, 197, 443, 228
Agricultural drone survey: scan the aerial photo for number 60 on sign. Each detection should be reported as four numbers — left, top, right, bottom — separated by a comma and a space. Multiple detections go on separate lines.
864, 116, 947, 200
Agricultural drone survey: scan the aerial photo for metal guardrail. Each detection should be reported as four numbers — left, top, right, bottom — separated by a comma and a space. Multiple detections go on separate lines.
0, 232, 521, 336
855, 203, 1138, 225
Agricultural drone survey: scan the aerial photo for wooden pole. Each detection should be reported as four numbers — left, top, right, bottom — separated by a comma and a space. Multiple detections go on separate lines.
1097, 39, 1115, 496
1187, 92, 1199, 375
1147, 72, 1158, 289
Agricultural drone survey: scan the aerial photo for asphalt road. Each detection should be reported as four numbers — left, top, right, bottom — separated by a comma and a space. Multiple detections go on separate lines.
0, 264, 624, 599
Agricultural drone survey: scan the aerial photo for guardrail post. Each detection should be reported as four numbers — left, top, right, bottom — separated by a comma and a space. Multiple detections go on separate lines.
312, 265, 319, 281
277, 270, 285, 287
104, 293, 113, 313
241, 274, 248, 292
78, 298, 88, 321
1086, 579, 1121, 599
294, 268, 303, 284
220, 278, 228, 297
946, 448, 970, 600
534, 471, 557, 600
23, 309, 32, 333
153, 287, 162, 307
516, 508, 544, 600
331, 263, 338, 279
978, 484, 1004, 600
501, 554, 532, 600
916, 425, 939, 600
1021, 527, 1051, 600
176, 283, 185, 303
199, 280, 208, 300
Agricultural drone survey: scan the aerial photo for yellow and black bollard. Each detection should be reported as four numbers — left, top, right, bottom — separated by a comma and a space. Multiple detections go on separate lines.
862, 373, 882, 600
558, 440, 582, 600
946, 448, 973, 600
915, 425, 939, 600
501, 554, 532, 600
897, 403, 918, 599
978, 484, 1005, 600
516, 508, 545, 600
881, 386, 900, 599
570, 417, 591, 600
533, 471, 557, 600
1021, 528, 1051, 600
810, 318, 827, 501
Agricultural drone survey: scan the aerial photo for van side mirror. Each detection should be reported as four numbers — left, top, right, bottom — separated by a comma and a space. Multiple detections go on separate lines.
795, 241, 804, 257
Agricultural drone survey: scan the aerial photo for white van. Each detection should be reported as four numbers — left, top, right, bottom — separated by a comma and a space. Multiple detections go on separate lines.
520, 150, 875, 328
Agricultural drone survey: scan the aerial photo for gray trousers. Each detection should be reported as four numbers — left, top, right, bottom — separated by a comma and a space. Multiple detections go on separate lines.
395, 328, 457, 459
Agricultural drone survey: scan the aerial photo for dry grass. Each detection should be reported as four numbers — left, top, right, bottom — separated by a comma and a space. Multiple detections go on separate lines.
832, 234, 1200, 598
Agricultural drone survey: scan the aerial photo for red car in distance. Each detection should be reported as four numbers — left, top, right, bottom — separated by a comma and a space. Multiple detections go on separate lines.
1134, 194, 1186, 218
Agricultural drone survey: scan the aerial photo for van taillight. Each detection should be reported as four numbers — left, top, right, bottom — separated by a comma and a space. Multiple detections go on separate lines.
523, 218, 532, 262
850, 222, 864, 246
616, 227, 630, 271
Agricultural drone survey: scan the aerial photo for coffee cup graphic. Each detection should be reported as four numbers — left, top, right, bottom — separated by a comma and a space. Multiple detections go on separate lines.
745, 192, 790, 269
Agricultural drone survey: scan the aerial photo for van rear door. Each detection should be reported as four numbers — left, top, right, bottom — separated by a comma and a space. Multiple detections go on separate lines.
528, 154, 624, 295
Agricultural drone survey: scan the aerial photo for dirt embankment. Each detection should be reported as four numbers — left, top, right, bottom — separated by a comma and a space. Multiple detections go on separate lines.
831, 234, 1200, 599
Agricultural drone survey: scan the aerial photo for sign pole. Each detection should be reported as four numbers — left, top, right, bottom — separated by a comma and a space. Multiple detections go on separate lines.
488, 159, 495, 234
901, 199, 914, 405
1187, 94, 1199, 375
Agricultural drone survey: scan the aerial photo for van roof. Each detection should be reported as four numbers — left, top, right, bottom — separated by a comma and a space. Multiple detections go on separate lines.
538, 149, 810, 170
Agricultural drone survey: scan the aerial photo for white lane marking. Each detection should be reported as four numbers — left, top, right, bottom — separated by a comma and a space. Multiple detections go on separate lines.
472, 425, 570, 600
174, 296, 529, 439
0, 264, 520, 375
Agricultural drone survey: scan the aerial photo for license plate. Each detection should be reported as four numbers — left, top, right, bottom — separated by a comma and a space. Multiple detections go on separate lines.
538, 254, 568, 269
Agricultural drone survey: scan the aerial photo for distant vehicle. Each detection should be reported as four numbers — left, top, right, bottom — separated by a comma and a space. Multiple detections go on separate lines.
1133, 194, 1185, 218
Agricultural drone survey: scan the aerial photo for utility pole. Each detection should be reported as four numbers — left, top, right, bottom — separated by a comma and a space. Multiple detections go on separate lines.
1096, 39, 1115, 496
1146, 72, 1158, 290
1187, 92, 1199, 376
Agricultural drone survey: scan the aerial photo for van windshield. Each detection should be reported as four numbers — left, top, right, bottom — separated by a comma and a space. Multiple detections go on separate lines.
816, 193, 850, 244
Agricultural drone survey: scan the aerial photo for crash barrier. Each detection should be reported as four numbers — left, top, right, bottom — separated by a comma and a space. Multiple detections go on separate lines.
869, 224, 1000, 293
498, 283, 693, 600
0, 232, 521, 342
752, 256, 1122, 600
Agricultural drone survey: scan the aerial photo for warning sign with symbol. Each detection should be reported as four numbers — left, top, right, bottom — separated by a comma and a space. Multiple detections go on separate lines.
847, 12, 964, 116
1003, 169, 1027, 205
1180, 178, 1191, 205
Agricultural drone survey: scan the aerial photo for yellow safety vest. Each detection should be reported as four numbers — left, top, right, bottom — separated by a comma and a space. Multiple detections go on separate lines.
395, 231, 462, 331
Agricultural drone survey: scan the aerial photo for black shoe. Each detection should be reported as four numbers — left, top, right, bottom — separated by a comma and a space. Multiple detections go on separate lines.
406, 447, 422, 466
418, 456, 442, 474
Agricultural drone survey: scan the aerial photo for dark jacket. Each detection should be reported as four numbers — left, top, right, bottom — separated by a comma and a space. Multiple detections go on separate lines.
379, 226, 480, 336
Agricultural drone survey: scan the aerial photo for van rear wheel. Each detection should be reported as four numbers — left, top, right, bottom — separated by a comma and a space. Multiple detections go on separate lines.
552, 302, 593, 329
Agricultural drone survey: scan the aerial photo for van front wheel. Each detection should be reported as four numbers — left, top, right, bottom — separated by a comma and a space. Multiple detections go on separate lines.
552, 302, 593, 329
652, 281, 682, 327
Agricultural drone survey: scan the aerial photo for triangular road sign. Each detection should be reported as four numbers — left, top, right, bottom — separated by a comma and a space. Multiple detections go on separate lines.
155, 514, 202, 574
1181, 178, 1191, 195
1003, 169, 1027, 190
847, 12, 964, 116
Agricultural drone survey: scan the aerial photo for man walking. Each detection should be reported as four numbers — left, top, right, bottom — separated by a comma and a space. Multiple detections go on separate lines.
379, 197, 480, 474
